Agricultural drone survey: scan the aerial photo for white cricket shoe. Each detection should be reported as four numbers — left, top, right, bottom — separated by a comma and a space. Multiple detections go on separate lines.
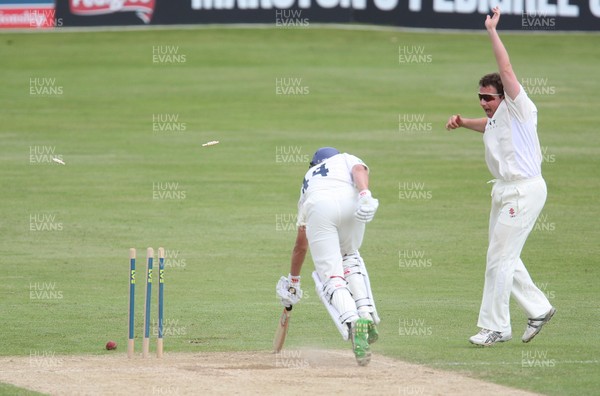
469, 329, 512, 346
522, 307, 556, 343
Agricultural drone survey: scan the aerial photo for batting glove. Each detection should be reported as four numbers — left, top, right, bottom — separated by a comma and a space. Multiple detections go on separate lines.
355, 189, 379, 223
276, 275, 303, 308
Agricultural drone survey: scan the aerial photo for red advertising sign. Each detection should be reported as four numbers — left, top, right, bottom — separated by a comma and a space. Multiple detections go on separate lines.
0, 5, 57, 28
70, 0, 155, 23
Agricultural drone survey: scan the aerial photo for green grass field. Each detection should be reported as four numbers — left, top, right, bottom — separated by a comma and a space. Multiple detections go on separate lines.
1, 26, 598, 395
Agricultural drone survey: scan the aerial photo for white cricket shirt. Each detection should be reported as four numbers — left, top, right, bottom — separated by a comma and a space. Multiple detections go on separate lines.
483, 86, 542, 181
296, 153, 367, 225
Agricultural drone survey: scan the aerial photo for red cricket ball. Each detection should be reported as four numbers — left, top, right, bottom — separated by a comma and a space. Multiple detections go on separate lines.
106, 341, 117, 350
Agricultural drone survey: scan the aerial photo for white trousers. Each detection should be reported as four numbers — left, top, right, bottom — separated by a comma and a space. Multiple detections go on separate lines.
303, 190, 365, 280
477, 176, 552, 333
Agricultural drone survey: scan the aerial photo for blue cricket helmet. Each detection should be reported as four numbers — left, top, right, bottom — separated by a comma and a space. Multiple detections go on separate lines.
309, 147, 340, 168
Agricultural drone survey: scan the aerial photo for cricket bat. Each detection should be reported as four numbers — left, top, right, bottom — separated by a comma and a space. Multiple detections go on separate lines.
273, 306, 292, 353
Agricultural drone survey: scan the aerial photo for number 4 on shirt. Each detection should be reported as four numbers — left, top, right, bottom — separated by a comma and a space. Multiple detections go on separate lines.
302, 164, 330, 193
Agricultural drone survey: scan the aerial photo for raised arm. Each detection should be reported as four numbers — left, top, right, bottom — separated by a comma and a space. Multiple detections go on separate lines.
485, 7, 520, 100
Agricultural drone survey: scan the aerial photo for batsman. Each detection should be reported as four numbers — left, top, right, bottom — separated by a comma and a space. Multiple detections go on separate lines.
276, 147, 381, 366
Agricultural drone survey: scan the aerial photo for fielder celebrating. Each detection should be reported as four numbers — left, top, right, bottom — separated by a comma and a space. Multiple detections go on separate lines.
445, 7, 555, 346
276, 147, 380, 365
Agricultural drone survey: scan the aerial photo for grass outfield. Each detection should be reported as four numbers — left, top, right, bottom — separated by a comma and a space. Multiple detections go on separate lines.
1, 26, 599, 395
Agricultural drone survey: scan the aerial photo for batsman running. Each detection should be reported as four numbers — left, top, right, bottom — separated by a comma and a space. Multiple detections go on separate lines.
276, 147, 380, 366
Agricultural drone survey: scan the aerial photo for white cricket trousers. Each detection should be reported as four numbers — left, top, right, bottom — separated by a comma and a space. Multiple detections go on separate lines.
303, 190, 365, 281
477, 176, 553, 333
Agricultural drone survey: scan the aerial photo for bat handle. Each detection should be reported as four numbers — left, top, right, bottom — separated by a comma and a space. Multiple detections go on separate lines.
285, 306, 293, 312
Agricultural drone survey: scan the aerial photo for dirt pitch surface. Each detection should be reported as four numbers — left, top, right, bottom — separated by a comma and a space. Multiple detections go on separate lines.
0, 350, 540, 395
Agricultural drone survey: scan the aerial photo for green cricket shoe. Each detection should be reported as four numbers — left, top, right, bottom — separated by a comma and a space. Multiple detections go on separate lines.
368, 321, 379, 344
352, 318, 372, 366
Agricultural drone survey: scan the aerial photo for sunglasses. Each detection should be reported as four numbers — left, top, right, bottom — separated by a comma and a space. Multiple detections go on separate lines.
478, 93, 504, 102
